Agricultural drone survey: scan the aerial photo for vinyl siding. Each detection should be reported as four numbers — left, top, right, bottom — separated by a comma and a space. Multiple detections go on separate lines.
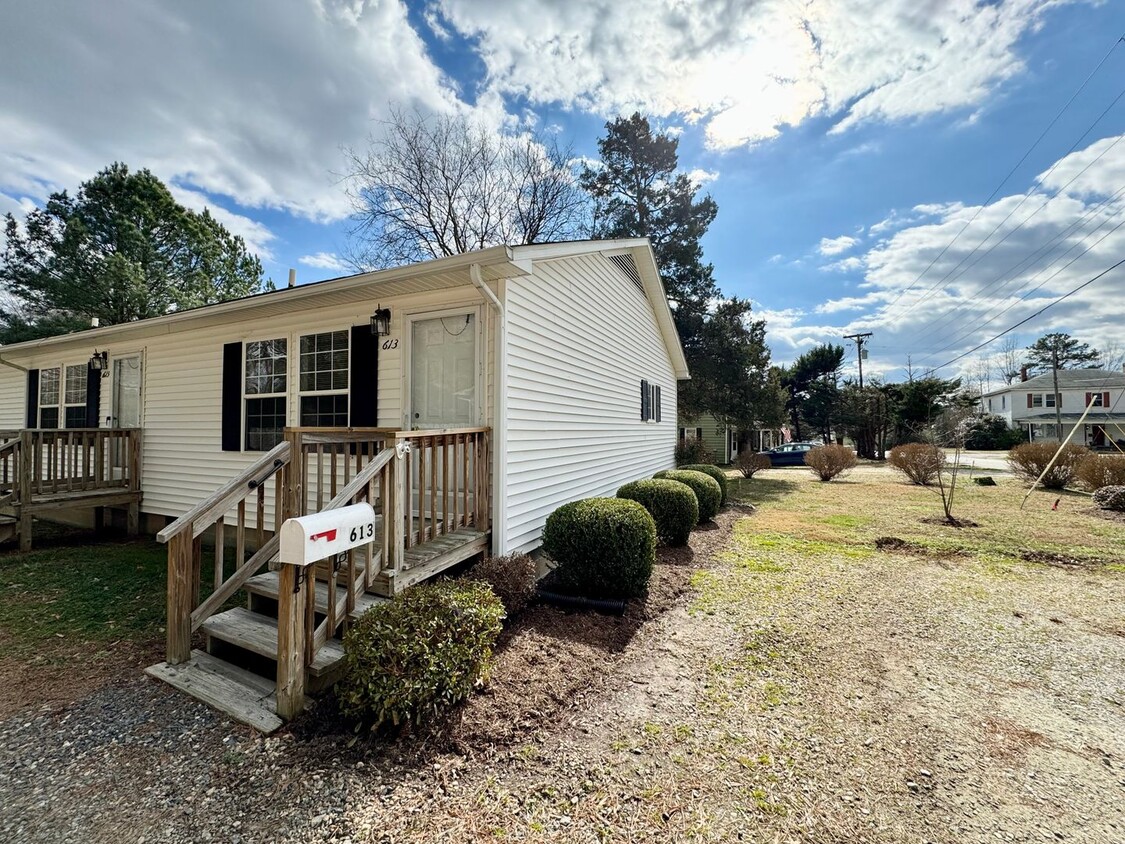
0, 285, 493, 522
679, 415, 731, 464
502, 252, 678, 553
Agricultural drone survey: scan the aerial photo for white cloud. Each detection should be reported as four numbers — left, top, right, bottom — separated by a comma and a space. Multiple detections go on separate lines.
820, 256, 865, 273
818, 235, 859, 256
686, 168, 719, 186
435, 0, 1082, 149
299, 251, 350, 273
169, 186, 278, 260
0, 0, 458, 226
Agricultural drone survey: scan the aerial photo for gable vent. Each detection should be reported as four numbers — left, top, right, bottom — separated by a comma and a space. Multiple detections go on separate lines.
607, 253, 645, 294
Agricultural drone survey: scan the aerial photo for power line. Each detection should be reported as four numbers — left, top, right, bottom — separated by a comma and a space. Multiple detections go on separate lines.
878, 33, 1125, 318
925, 258, 1125, 372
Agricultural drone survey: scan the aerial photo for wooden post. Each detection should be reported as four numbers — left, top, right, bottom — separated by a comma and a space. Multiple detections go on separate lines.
391, 450, 405, 583
276, 563, 307, 719
18, 430, 33, 553
167, 531, 194, 664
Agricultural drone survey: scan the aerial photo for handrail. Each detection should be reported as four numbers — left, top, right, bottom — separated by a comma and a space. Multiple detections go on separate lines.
157, 441, 291, 543
247, 457, 286, 490
394, 426, 489, 438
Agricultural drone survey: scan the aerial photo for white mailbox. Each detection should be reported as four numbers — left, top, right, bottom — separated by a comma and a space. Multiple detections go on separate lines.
279, 502, 377, 567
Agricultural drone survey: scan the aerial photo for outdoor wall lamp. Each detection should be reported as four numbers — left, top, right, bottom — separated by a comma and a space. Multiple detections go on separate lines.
89, 350, 109, 373
370, 306, 391, 337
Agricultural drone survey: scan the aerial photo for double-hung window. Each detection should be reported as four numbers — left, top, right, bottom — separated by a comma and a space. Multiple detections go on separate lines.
244, 339, 287, 451
39, 367, 61, 428
1031, 394, 1043, 408
299, 330, 349, 426
1044, 393, 1056, 408
64, 364, 88, 428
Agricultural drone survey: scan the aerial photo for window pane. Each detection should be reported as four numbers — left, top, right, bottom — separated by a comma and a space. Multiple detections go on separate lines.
245, 338, 287, 396
298, 330, 349, 394
64, 364, 87, 404
300, 395, 348, 427
245, 396, 286, 451
39, 407, 60, 429
65, 406, 87, 429
40, 367, 60, 405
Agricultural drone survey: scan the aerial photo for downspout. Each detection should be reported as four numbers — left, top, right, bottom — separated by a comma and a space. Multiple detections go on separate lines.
470, 263, 506, 555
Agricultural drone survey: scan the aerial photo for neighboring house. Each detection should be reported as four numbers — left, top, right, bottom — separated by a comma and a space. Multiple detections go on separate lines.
0, 238, 688, 555
678, 414, 779, 464
980, 368, 1125, 447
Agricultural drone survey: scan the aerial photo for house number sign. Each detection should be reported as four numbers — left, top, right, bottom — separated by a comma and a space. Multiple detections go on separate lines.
279, 502, 377, 567
381, 338, 399, 350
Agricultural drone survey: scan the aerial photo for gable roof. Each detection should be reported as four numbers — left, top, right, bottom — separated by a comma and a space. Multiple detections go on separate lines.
0, 239, 689, 377
982, 368, 1125, 397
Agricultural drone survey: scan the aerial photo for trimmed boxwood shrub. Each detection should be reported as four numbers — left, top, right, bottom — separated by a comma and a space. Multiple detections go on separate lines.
653, 469, 721, 522
338, 579, 504, 728
1093, 485, 1125, 512
617, 478, 698, 546
471, 552, 537, 617
678, 463, 729, 505
542, 497, 656, 599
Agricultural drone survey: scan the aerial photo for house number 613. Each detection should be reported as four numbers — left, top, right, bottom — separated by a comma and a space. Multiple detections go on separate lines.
349, 523, 375, 542
381, 338, 399, 350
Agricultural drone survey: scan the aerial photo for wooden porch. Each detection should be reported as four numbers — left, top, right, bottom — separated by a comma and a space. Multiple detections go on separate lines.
146, 426, 492, 731
0, 428, 143, 551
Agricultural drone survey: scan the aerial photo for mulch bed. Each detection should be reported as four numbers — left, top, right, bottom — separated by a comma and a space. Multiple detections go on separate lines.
1019, 549, 1121, 569
920, 516, 980, 528
289, 504, 752, 759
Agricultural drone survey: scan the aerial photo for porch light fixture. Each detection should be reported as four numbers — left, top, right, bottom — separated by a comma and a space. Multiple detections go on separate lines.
89, 350, 108, 372
370, 306, 391, 337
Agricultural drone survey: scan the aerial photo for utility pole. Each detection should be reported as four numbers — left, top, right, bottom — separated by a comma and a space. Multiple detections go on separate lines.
1052, 347, 1063, 443
844, 332, 873, 389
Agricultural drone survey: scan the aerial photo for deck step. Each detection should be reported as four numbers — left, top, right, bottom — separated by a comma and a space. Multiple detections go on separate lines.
201, 607, 343, 677
244, 570, 388, 617
145, 649, 283, 733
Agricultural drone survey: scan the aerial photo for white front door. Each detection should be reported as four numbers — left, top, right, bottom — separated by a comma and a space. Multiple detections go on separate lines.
410, 312, 477, 429
112, 354, 142, 428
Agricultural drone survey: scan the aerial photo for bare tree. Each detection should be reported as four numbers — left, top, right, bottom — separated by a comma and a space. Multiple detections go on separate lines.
343, 108, 589, 269
970, 354, 991, 397
1097, 340, 1125, 372
993, 335, 1022, 385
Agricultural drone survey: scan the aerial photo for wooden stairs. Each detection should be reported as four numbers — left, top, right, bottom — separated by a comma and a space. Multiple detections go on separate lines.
146, 527, 488, 731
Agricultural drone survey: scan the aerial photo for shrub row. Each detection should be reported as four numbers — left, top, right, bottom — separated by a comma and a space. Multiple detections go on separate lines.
654, 468, 722, 521
617, 478, 697, 546
678, 463, 729, 505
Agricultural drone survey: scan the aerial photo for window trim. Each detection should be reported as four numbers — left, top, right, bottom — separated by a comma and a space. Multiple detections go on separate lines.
37, 363, 91, 429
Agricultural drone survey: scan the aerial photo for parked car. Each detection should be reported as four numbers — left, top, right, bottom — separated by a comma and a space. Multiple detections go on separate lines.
760, 442, 817, 466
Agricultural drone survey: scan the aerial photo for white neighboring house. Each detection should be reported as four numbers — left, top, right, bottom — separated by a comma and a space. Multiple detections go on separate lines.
980, 368, 1125, 448
0, 238, 688, 555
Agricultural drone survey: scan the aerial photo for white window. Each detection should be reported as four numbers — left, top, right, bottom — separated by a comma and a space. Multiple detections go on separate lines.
39, 367, 61, 428
244, 338, 287, 451
1031, 394, 1043, 408
1090, 393, 1105, 407
64, 364, 88, 428
299, 330, 349, 427
1045, 393, 1056, 408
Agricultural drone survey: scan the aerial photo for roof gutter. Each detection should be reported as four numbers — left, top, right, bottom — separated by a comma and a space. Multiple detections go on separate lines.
470, 262, 507, 555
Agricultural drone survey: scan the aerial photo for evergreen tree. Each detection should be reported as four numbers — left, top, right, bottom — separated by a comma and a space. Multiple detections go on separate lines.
0, 162, 269, 342
781, 344, 845, 441
1025, 332, 1100, 373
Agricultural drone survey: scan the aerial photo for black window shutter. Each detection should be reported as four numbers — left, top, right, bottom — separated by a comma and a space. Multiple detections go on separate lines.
221, 342, 243, 451
25, 369, 39, 428
349, 325, 378, 427
640, 379, 649, 421
655, 385, 662, 422
85, 362, 101, 428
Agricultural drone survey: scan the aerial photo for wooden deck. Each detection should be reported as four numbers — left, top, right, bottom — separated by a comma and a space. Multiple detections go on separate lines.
0, 428, 143, 550
146, 426, 492, 730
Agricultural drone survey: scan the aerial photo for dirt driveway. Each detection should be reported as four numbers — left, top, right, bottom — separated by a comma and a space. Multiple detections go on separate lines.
1, 466, 1122, 842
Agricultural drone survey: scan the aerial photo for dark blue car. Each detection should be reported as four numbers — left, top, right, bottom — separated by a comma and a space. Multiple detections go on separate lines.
760, 442, 817, 467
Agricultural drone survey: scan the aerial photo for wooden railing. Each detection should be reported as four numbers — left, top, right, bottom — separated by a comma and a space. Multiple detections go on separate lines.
157, 425, 492, 718
0, 429, 142, 550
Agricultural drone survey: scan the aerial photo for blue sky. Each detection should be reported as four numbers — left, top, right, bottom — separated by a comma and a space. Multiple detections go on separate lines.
1, 0, 1123, 385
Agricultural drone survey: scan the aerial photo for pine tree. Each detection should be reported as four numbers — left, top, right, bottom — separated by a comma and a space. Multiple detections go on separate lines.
1025, 333, 1100, 373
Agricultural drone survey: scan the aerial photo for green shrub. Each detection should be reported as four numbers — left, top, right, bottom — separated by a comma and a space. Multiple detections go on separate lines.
617, 478, 698, 546
674, 438, 712, 466
888, 443, 945, 486
542, 498, 656, 599
338, 579, 504, 727
471, 553, 537, 617
1093, 485, 1125, 512
1007, 442, 1090, 490
804, 444, 857, 481
964, 415, 1026, 450
1074, 454, 1125, 492
735, 451, 771, 478
653, 469, 722, 522
677, 463, 729, 505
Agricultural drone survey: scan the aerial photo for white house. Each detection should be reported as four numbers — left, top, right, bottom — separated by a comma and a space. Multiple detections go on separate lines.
980, 368, 1125, 448
0, 238, 688, 556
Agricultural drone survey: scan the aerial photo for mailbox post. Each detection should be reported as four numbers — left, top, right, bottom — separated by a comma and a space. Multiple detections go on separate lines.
275, 503, 377, 719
